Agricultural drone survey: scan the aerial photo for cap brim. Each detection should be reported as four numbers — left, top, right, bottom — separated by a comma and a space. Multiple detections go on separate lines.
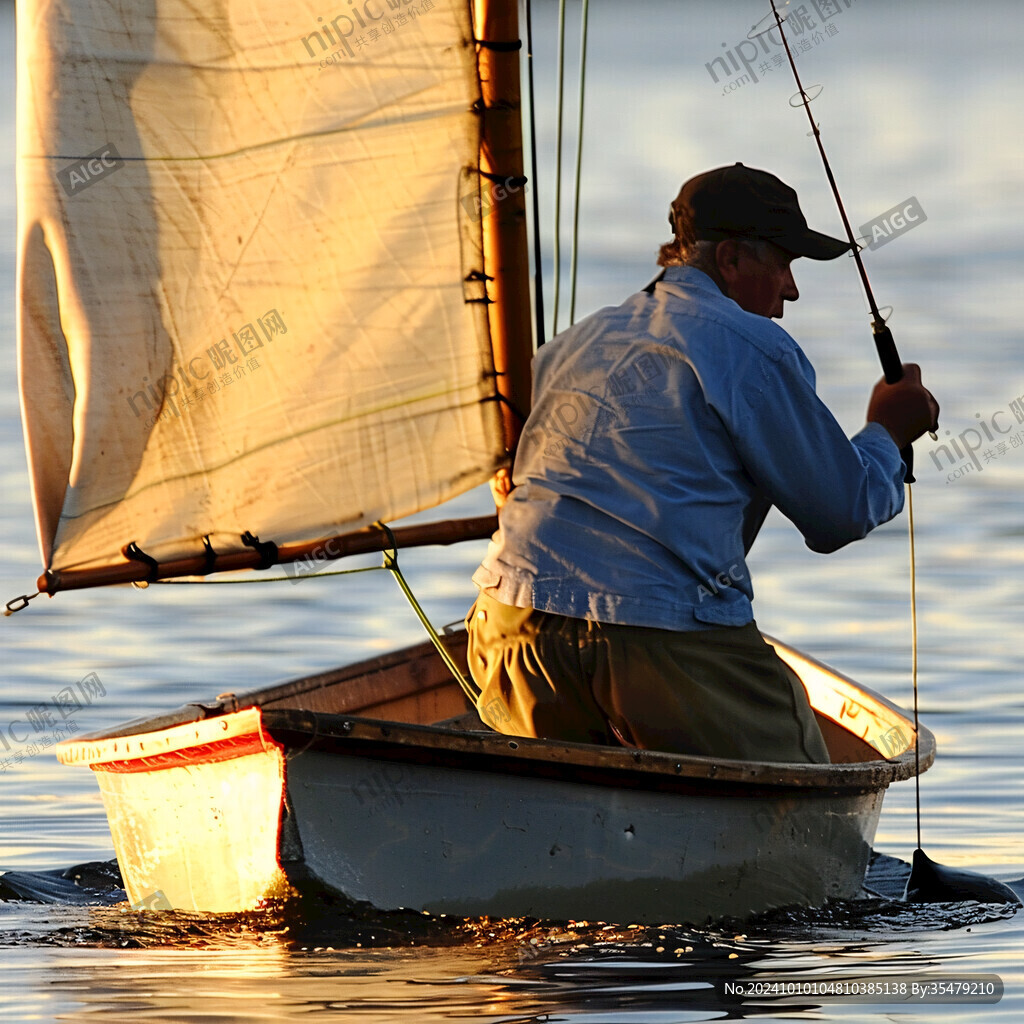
777, 228, 852, 261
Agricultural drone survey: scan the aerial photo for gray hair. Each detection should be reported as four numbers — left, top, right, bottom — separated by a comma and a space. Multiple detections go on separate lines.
657, 236, 774, 271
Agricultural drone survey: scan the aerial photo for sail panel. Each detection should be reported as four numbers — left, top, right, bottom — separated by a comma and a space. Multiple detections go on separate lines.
17, 0, 506, 576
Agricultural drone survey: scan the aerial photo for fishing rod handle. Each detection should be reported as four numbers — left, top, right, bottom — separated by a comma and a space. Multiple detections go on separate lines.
871, 322, 916, 482
872, 322, 903, 384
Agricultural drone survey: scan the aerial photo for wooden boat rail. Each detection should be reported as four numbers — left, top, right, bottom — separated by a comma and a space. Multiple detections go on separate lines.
57, 627, 934, 799
261, 706, 934, 794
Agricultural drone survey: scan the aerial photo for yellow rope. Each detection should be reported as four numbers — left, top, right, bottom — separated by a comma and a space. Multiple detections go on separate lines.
908, 482, 922, 849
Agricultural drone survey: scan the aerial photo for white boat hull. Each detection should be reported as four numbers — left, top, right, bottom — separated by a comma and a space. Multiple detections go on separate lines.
58, 633, 934, 922
284, 748, 884, 922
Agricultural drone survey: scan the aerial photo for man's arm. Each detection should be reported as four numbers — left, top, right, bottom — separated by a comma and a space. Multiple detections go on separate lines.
728, 350, 936, 554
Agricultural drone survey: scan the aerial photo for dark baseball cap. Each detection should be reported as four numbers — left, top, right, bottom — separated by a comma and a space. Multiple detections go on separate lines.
669, 162, 851, 260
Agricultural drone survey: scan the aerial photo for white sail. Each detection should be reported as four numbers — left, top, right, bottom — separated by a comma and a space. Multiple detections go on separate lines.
17, 0, 514, 580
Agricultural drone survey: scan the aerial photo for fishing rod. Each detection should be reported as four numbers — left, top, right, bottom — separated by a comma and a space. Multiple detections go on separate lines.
761, 1, 1021, 907
763, 0, 918, 480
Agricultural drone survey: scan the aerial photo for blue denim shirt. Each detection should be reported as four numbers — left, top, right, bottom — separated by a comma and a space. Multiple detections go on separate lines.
474, 266, 906, 631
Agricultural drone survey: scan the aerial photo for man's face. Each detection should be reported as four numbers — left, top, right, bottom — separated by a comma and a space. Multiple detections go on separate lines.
726, 241, 799, 319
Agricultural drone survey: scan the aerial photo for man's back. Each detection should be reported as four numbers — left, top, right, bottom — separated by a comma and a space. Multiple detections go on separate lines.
465, 164, 938, 762
477, 265, 905, 632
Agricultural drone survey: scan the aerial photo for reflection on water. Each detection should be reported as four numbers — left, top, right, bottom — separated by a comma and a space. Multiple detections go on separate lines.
1, 899, 1022, 1022
1, 846, 1022, 1023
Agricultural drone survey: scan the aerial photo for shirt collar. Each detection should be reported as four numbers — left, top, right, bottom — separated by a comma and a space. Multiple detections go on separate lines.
660, 264, 721, 292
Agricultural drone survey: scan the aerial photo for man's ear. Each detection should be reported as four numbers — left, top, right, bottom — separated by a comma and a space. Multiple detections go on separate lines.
715, 239, 745, 287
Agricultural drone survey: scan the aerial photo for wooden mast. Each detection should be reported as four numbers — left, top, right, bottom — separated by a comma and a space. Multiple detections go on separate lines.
475, 0, 533, 456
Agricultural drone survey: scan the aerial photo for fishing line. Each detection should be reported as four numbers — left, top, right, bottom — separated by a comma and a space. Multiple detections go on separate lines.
759, 3, 879, 319
761, 0, 932, 851
908, 485, 922, 850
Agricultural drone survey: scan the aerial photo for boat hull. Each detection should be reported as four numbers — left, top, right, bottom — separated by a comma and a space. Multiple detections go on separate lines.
76, 708, 292, 911
283, 747, 884, 923
58, 633, 934, 922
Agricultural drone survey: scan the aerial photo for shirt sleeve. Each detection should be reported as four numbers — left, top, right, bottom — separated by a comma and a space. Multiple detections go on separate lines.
725, 342, 906, 554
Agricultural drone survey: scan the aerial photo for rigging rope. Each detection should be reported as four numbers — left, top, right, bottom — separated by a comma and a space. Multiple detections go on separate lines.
155, 533, 481, 706
154, 563, 384, 585
380, 540, 481, 705
524, 0, 547, 347
550, 0, 590, 334
567, 0, 590, 327
550, 0, 568, 335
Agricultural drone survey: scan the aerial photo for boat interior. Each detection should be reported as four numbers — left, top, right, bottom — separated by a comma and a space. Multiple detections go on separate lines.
97, 630, 921, 768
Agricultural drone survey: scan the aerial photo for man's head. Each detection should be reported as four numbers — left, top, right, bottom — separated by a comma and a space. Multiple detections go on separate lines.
712, 236, 799, 319
658, 163, 850, 319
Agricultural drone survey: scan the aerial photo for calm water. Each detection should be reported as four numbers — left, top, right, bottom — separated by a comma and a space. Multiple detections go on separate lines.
2, 0, 1024, 1020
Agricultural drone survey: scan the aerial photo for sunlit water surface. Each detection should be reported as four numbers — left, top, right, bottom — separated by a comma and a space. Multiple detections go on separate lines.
3, 1, 1024, 1021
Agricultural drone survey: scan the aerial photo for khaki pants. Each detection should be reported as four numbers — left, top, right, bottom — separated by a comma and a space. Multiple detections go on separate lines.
466, 591, 829, 764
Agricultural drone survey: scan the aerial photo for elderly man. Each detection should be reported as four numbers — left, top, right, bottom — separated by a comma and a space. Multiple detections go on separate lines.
466, 163, 939, 764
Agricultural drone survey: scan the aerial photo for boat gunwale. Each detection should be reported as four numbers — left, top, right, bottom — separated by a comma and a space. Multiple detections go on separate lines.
53, 628, 936, 792
260, 707, 935, 794
56, 701, 935, 796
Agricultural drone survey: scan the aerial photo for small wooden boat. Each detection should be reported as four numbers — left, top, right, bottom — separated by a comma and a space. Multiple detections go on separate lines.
56, 633, 933, 921
16, 0, 935, 922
